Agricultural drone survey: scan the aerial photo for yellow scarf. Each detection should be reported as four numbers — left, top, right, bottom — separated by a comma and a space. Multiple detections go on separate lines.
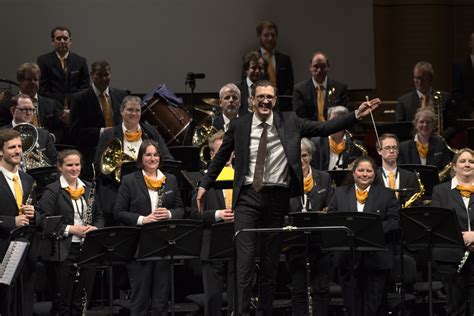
416, 141, 429, 159
329, 137, 345, 155
303, 174, 314, 194
456, 184, 474, 198
356, 189, 368, 204
65, 186, 85, 200
125, 129, 142, 142
144, 174, 166, 190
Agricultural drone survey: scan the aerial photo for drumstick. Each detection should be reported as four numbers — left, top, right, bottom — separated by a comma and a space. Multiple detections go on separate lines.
365, 96, 381, 149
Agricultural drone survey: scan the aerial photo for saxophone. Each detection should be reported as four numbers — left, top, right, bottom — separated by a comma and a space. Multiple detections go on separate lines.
403, 171, 425, 208
438, 136, 459, 182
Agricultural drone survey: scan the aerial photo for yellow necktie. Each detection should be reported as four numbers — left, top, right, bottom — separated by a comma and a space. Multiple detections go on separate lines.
303, 174, 314, 194
456, 184, 474, 198
317, 85, 325, 122
356, 189, 368, 204
416, 141, 429, 159
388, 172, 395, 190
420, 94, 429, 108
144, 175, 166, 191
125, 130, 142, 142
224, 189, 233, 209
65, 186, 85, 200
100, 93, 114, 127
13, 175, 23, 212
59, 56, 66, 70
329, 137, 345, 155
264, 50, 277, 86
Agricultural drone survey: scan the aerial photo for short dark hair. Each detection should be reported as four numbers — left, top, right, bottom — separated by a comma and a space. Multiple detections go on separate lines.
51, 26, 71, 39
57, 149, 83, 167
0, 129, 21, 150
309, 51, 330, 66
242, 51, 266, 72
256, 20, 278, 36
250, 80, 277, 97
91, 60, 111, 74
343, 156, 380, 186
377, 133, 399, 150
17, 63, 40, 82
136, 140, 161, 169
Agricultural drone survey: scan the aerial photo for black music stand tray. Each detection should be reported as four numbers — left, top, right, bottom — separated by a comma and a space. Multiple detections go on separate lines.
136, 219, 203, 316
78, 226, 140, 315
204, 222, 234, 261
398, 164, 439, 198
401, 206, 464, 316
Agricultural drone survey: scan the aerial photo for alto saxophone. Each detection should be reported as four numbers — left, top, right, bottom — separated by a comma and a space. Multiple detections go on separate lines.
403, 171, 425, 208
438, 136, 459, 182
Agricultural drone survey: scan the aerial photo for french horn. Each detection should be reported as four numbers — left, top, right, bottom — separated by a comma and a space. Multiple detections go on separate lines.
99, 137, 135, 182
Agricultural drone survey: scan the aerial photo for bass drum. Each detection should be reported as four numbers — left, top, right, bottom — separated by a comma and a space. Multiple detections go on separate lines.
141, 95, 193, 146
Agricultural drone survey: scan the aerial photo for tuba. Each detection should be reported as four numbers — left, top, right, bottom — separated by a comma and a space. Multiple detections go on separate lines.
100, 138, 135, 182
192, 115, 219, 165
13, 123, 51, 170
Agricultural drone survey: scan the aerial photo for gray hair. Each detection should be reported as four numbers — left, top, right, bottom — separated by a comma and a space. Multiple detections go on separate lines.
120, 95, 141, 111
301, 137, 315, 158
327, 105, 348, 118
219, 83, 241, 99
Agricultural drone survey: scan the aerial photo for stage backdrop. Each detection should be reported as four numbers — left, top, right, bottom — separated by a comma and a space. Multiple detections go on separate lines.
0, 0, 375, 95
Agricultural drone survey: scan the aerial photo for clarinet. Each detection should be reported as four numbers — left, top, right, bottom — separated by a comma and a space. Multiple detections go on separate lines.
19, 181, 37, 217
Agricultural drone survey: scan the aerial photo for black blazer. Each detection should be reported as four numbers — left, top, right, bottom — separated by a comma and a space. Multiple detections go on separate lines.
0, 170, 37, 259
289, 168, 333, 213
237, 80, 252, 117
37, 51, 90, 105
293, 78, 349, 121
431, 180, 473, 263
212, 114, 225, 132
328, 183, 400, 270
311, 134, 365, 170
376, 167, 420, 205
268, 51, 294, 96
200, 110, 359, 206
452, 57, 474, 117
398, 135, 451, 171
37, 179, 104, 261
114, 170, 184, 226
93, 123, 173, 215
1, 123, 57, 164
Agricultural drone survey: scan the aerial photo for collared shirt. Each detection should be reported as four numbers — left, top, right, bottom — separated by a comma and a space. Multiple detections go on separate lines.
414, 134, 427, 165
244, 112, 289, 187
1, 167, 23, 203
451, 177, 473, 213
355, 184, 371, 213
312, 76, 328, 99
416, 88, 433, 107
136, 169, 172, 225
55, 51, 70, 63
381, 167, 399, 191
122, 123, 142, 160
222, 114, 232, 132
328, 135, 347, 170
60, 175, 87, 242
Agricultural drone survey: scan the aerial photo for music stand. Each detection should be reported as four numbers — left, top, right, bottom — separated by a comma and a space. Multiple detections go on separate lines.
137, 219, 203, 315
327, 170, 351, 187
78, 227, 141, 315
401, 206, 464, 316
27, 166, 58, 195
204, 222, 234, 261
181, 170, 205, 190
398, 164, 439, 198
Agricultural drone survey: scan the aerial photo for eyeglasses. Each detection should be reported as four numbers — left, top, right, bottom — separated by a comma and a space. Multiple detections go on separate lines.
382, 146, 398, 152
255, 94, 276, 102
15, 107, 36, 113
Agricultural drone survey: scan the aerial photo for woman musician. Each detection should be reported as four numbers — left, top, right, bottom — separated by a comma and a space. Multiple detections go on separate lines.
431, 148, 474, 315
94, 95, 173, 225
398, 108, 451, 171
38, 149, 104, 315
311, 106, 366, 171
114, 139, 184, 315
328, 156, 400, 316
288, 138, 333, 316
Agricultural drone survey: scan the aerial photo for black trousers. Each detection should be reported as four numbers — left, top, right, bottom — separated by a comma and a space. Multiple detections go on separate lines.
0, 260, 36, 316
287, 249, 331, 316
234, 185, 289, 315
126, 260, 171, 316
202, 260, 235, 316
438, 255, 474, 316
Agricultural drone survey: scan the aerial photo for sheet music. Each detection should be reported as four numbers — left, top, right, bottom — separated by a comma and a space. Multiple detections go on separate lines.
0, 240, 29, 285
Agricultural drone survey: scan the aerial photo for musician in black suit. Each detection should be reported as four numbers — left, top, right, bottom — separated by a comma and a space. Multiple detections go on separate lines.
37, 149, 104, 315
94, 95, 172, 226
190, 130, 235, 316
311, 106, 366, 171
212, 83, 241, 132
288, 138, 333, 316
255, 20, 294, 96
197, 80, 380, 315
2, 94, 57, 165
237, 51, 266, 116
70, 60, 128, 179
293, 52, 349, 122
452, 33, 474, 119
37, 26, 89, 109
328, 156, 400, 316
114, 140, 184, 315
398, 108, 451, 171
431, 148, 474, 316
0, 129, 38, 316
376, 133, 420, 205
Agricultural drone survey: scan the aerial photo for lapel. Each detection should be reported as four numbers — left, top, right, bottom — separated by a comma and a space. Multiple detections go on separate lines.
135, 171, 151, 206
321, 138, 330, 169
274, 51, 281, 71
409, 140, 422, 164
114, 125, 124, 140
273, 112, 287, 151
0, 172, 17, 207
348, 185, 358, 212
109, 89, 121, 124
426, 136, 438, 164
86, 88, 103, 123
308, 80, 317, 113
240, 115, 252, 175
19, 172, 31, 204
218, 190, 226, 207
52, 52, 66, 81
450, 186, 468, 211
363, 185, 376, 213
59, 189, 75, 215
